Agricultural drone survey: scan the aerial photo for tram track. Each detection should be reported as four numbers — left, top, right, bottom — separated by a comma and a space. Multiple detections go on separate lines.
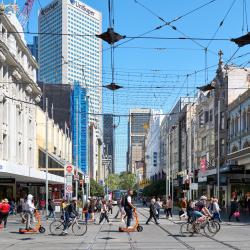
139, 207, 242, 250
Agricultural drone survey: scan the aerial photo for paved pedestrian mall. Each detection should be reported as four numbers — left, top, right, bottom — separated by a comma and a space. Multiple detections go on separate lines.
0, 207, 250, 250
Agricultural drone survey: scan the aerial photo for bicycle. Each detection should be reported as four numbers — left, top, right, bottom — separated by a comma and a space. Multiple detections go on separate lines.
180, 215, 220, 237
49, 216, 87, 236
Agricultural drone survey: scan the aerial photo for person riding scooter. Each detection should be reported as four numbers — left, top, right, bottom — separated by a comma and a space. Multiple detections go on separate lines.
24, 194, 35, 230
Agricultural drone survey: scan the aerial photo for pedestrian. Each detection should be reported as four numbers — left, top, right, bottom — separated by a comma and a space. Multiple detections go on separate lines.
180, 197, 187, 220
146, 198, 159, 225
186, 200, 195, 222
166, 196, 173, 219
108, 200, 113, 214
155, 198, 162, 220
99, 200, 111, 224
48, 199, 56, 220
229, 197, 240, 222
142, 197, 147, 207
212, 197, 222, 222
247, 197, 250, 215
124, 189, 135, 228
83, 200, 90, 223
24, 194, 35, 230
88, 199, 96, 222
9, 199, 16, 215
19, 198, 26, 223
0, 199, 10, 228
40, 199, 45, 214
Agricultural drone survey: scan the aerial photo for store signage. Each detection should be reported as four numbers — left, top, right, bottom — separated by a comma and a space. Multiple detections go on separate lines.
0, 178, 15, 183
198, 176, 207, 182
41, 1, 59, 16
190, 183, 198, 190
70, 0, 95, 16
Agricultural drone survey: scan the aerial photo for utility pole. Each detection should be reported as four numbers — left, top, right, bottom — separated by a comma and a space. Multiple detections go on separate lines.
45, 98, 49, 219
168, 131, 171, 197
217, 99, 220, 201
188, 103, 192, 200
166, 134, 169, 199
75, 98, 78, 200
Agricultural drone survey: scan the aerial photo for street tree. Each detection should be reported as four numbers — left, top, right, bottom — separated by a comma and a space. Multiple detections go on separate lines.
90, 179, 104, 197
105, 173, 120, 191
119, 172, 136, 190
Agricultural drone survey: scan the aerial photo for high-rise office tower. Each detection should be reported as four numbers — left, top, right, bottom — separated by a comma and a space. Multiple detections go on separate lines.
38, 0, 102, 137
127, 109, 151, 176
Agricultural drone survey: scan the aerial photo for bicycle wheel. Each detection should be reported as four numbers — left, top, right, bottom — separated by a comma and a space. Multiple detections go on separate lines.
72, 220, 87, 236
203, 221, 219, 237
49, 220, 64, 235
180, 222, 194, 237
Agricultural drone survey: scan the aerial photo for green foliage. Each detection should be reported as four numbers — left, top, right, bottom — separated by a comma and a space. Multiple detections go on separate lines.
119, 172, 136, 190
105, 173, 120, 191
143, 179, 166, 197
90, 179, 104, 197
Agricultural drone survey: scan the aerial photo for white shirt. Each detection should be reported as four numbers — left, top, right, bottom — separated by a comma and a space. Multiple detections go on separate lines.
127, 195, 131, 203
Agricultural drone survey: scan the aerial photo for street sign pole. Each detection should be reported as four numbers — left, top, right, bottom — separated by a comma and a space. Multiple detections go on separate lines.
45, 98, 49, 219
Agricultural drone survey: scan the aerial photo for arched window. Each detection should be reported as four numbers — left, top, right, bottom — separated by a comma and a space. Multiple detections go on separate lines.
243, 140, 250, 148
232, 145, 238, 153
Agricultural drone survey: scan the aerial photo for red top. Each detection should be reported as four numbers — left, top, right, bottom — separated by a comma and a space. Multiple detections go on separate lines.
0, 203, 10, 214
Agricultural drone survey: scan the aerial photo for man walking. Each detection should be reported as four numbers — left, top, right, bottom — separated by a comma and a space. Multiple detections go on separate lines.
124, 189, 135, 228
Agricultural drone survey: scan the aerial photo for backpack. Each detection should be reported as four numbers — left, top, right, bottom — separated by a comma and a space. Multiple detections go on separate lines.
121, 196, 125, 207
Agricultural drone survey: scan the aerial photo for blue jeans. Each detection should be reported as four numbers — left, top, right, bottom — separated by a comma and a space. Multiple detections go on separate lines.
213, 212, 222, 222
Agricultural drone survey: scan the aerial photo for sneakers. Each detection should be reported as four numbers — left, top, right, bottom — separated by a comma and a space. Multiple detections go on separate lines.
109, 222, 112, 225
62, 230, 68, 235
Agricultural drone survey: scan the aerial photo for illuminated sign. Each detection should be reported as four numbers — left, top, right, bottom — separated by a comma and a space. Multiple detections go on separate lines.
41, 1, 58, 16
70, 0, 95, 16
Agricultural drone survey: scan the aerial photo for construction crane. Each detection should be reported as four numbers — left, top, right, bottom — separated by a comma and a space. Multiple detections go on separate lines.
18, 0, 35, 29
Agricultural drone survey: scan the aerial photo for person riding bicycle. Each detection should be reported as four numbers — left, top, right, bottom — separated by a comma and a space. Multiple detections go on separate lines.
193, 196, 212, 222
62, 197, 78, 234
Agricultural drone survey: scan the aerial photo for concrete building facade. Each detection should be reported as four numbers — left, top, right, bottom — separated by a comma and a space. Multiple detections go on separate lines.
0, 9, 63, 201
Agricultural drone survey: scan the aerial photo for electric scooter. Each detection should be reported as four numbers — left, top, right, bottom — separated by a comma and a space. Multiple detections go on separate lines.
119, 208, 143, 232
19, 209, 46, 234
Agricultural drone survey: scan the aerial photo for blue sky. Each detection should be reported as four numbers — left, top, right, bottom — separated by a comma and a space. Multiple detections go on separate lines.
4, 0, 250, 172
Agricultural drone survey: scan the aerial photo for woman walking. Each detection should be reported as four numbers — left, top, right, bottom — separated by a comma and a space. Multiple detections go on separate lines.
0, 199, 10, 228
146, 198, 159, 225
229, 197, 240, 222
155, 198, 162, 220
99, 200, 111, 224
166, 196, 173, 219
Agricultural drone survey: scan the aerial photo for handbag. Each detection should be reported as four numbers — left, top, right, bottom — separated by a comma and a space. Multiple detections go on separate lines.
233, 211, 240, 217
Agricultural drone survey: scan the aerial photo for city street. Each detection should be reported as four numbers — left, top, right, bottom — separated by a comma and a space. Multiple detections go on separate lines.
1, 207, 250, 250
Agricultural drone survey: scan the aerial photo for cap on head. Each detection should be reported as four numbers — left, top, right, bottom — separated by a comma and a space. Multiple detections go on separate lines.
200, 195, 207, 200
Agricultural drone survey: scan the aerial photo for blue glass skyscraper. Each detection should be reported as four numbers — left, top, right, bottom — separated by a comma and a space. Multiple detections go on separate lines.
71, 82, 88, 173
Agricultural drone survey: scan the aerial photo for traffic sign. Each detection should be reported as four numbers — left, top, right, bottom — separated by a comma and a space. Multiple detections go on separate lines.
65, 185, 73, 193
85, 175, 90, 184
66, 165, 73, 173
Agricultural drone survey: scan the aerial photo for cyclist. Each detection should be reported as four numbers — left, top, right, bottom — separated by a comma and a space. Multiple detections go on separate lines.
62, 197, 78, 234
193, 196, 212, 222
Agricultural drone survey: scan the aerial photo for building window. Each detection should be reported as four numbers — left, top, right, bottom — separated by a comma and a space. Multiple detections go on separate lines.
235, 116, 239, 135
202, 137, 207, 151
199, 112, 204, 128
17, 141, 22, 164
220, 138, 225, 156
204, 111, 209, 124
247, 107, 250, 131
3, 134, 8, 160
209, 109, 213, 122
220, 112, 225, 130
242, 110, 247, 131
